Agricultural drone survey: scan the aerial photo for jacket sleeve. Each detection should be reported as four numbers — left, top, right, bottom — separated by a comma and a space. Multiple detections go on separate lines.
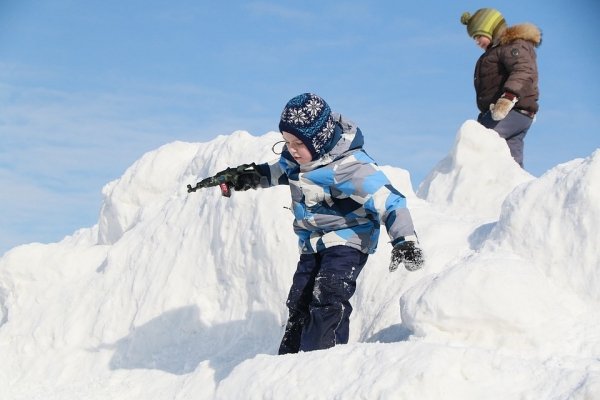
330, 152, 416, 243
500, 40, 538, 98
255, 157, 290, 188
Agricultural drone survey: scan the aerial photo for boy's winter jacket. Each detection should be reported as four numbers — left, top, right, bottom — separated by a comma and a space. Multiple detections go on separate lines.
474, 23, 541, 114
256, 113, 415, 254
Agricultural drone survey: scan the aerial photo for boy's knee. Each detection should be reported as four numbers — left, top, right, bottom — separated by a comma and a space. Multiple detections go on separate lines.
313, 272, 354, 305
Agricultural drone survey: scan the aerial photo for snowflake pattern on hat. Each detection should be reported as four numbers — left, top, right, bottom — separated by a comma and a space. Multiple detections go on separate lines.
287, 108, 308, 125
311, 118, 335, 153
305, 97, 323, 117
279, 93, 336, 160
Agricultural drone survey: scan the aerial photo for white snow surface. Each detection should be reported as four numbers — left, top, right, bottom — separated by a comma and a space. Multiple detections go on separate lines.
1, 121, 599, 399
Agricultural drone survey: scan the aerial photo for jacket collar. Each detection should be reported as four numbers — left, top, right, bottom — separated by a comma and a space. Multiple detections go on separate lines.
496, 23, 542, 47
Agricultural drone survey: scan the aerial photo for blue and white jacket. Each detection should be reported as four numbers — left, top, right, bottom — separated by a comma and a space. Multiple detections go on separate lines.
256, 113, 416, 254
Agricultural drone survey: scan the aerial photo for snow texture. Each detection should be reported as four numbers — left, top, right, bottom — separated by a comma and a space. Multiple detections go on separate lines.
1, 121, 599, 399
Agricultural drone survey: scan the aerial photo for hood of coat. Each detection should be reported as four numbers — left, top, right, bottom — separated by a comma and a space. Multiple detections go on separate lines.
325, 113, 364, 158
281, 112, 365, 172
498, 23, 542, 47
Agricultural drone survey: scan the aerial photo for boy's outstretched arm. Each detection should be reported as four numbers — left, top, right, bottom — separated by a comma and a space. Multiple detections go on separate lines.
253, 159, 290, 188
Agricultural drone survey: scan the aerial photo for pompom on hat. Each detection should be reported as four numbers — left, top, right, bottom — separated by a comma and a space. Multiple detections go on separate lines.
279, 93, 336, 160
461, 8, 506, 40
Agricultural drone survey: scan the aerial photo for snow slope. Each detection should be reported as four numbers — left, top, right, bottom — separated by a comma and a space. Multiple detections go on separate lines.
1, 121, 599, 400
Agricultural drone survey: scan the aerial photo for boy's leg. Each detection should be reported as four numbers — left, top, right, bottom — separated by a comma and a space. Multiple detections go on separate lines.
477, 110, 532, 167
299, 246, 368, 352
278, 253, 320, 355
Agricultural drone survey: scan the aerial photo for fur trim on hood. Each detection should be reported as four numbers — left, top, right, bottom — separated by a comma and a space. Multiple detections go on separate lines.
499, 23, 542, 47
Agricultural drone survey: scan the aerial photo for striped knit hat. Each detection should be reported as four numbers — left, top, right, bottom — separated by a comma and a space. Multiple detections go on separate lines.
461, 8, 506, 40
279, 93, 336, 160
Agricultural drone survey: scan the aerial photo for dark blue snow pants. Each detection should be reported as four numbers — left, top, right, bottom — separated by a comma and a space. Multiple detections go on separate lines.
278, 245, 368, 355
478, 109, 533, 168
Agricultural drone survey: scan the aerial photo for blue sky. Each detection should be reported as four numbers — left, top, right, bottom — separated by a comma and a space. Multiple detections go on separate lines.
1, 0, 599, 254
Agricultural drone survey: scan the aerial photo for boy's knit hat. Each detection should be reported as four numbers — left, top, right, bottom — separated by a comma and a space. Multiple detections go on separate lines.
461, 8, 506, 40
279, 93, 336, 160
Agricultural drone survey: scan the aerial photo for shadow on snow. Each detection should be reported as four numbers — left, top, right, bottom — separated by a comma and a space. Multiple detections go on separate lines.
100, 305, 281, 382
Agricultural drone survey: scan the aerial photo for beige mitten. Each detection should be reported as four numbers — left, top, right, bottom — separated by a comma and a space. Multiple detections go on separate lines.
490, 93, 518, 121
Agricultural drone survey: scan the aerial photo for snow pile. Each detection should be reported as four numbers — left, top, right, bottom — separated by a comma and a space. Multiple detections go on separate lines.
488, 152, 600, 303
418, 120, 534, 221
1, 121, 599, 399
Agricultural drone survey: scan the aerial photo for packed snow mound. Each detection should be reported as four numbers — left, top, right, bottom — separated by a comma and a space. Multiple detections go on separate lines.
1, 122, 599, 400
402, 150, 600, 359
487, 150, 600, 303
417, 120, 534, 221
98, 140, 200, 245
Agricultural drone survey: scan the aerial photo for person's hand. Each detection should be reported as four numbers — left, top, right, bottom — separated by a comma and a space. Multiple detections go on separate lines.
232, 171, 262, 191
490, 93, 518, 121
389, 241, 424, 272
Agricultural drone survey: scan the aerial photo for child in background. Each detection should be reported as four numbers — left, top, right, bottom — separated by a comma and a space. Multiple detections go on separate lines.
461, 8, 541, 168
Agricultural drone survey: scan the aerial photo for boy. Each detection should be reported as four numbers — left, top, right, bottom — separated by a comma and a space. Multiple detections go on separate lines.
210, 93, 423, 354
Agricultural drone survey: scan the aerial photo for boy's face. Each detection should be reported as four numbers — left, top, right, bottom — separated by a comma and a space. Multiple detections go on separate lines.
474, 35, 491, 50
282, 131, 312, 164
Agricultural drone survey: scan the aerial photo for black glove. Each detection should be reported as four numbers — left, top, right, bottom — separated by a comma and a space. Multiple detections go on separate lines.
212, 163, 262, 192
389, 241, 424, 272
232, 169, 262, 191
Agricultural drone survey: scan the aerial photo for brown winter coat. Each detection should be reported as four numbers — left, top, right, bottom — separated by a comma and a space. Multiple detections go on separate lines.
474, 23, 542, 114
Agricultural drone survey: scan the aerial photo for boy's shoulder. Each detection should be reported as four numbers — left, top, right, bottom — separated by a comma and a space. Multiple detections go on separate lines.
330, 114, 365, 152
